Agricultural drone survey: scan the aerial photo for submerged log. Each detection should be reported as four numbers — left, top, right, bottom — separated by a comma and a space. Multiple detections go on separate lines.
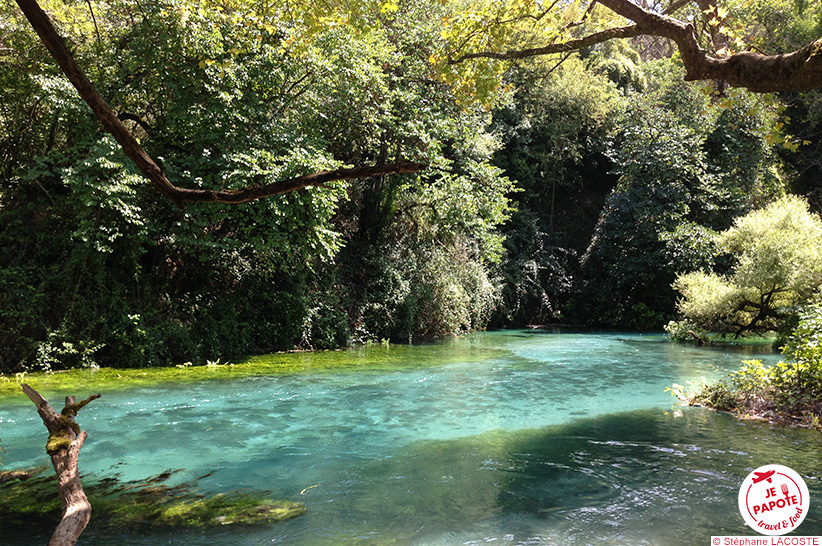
0, 469, 38, 483
21, 384, 100, 546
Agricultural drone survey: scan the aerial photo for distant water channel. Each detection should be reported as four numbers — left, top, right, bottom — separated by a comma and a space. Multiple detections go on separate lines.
3, 330, 822, 545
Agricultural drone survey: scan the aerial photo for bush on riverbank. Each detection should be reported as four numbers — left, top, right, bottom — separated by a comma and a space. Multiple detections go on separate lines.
683, 303, 822, 428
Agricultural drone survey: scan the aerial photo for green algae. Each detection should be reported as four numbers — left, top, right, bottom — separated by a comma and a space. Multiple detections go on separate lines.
0, 468, 305, 531
154, 495, 305, 526
0, 340, 506, 404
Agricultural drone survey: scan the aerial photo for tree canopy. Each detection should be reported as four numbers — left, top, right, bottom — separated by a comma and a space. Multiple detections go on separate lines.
438, 0, 822, 98
9, 0, 822, 210
0, 0, 513, 371
13, 0, 428, 206
671, 195, 822, 338
2, 0, 822, 371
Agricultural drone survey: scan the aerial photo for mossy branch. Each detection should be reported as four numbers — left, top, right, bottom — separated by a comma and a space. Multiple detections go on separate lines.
62, 393, 102, 420
21, 385, 101, 546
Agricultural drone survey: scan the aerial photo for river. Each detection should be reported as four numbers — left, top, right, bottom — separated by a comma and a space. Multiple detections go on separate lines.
2, 330, 820, 545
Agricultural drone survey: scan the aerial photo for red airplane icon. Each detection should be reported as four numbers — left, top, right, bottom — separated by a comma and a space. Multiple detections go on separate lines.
752, 470, 776, 484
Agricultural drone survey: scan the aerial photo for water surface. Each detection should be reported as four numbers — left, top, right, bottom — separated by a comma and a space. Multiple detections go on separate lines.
2, 330, 820, 545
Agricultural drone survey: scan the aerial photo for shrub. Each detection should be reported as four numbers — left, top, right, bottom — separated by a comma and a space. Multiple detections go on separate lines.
688, 303, 822, 424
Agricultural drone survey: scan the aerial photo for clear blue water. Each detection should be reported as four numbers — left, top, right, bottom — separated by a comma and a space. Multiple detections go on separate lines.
2, 330, 821, 545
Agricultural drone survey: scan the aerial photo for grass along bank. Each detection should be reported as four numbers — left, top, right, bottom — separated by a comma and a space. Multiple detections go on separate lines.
0, 339, 506, 403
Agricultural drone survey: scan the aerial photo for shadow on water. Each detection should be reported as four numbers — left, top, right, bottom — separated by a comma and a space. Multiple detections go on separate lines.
301, 408, 822, 546
5, 407, 822, 546
0, 331, 809, 546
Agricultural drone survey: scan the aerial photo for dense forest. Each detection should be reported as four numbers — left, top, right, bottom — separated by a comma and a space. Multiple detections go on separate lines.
2, 0, 822, 373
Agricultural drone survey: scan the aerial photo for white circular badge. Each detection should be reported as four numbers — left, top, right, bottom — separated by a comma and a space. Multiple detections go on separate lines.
738, 464, 809, 535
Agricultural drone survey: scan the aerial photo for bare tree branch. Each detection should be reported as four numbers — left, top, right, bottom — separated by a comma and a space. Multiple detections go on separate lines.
14, 0, 426, 207
22, 385, 101, 546
450, 25, 642, 64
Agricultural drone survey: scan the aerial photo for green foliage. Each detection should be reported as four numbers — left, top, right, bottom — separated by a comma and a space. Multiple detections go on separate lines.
584, 40, 647, 93
659, 222, 722, 274
690, 304, 822, 424
2, 0, 815, 364
736, 0, 822, 54
777, 302, 822, 405
703, 94, 785, 218
664, 319, 708, 343
687, 377, 739, 412
0, 0, 513, 370
673, 195, 822, 337
334, 130, 512, 344
567, 59, 790, 329
573, 102, 711, 327
492, 59, 622, 326
494, 59, 621, 197
489, 51, 788, 330
723, 195, 822, 294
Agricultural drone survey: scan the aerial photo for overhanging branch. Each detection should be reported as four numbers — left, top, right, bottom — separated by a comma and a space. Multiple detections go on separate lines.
166, 160, 428, 205
449, 0, 822, 93
14, 0, 426, 207
593, 0, 822, 91
449, 25, 642, 64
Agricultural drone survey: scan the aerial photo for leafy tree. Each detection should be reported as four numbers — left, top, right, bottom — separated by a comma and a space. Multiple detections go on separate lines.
570, 78, 732, 328
672, 195, 822, 337
437, 0, 822, 98
0, 0, 514, 371
686, 302, 822, 425
491, 59, 622, 326
11, 0, 425, 207
563, 53, 791, 329
11, 0, 822, 211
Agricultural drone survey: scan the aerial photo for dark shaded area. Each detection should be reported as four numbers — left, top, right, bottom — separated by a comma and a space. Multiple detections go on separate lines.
0, 467, 305, 544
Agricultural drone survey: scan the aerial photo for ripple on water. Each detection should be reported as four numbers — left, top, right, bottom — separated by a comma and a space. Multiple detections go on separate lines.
0, 331, 815, 546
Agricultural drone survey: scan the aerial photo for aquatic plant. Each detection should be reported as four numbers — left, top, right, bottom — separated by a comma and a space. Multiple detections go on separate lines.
0, 467, 305, 532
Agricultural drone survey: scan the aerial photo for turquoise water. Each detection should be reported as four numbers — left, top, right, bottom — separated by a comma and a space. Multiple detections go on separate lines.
2, 330, 821, 545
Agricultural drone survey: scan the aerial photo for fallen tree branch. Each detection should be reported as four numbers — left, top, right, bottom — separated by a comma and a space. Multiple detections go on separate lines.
14, 0, 426, 207
687, 330, 706, 345
22, 384, 101, 546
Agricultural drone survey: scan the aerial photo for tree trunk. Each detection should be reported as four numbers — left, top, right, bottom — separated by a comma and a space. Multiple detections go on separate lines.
21, 385, 101, 546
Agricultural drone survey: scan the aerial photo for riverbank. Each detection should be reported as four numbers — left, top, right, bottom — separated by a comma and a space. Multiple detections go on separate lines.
684, 390, 822, 430
673, 363, 822, 431
0, 339, 508, 402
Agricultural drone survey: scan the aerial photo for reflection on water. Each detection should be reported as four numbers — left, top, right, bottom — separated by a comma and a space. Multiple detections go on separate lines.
2, 331, 818, 546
